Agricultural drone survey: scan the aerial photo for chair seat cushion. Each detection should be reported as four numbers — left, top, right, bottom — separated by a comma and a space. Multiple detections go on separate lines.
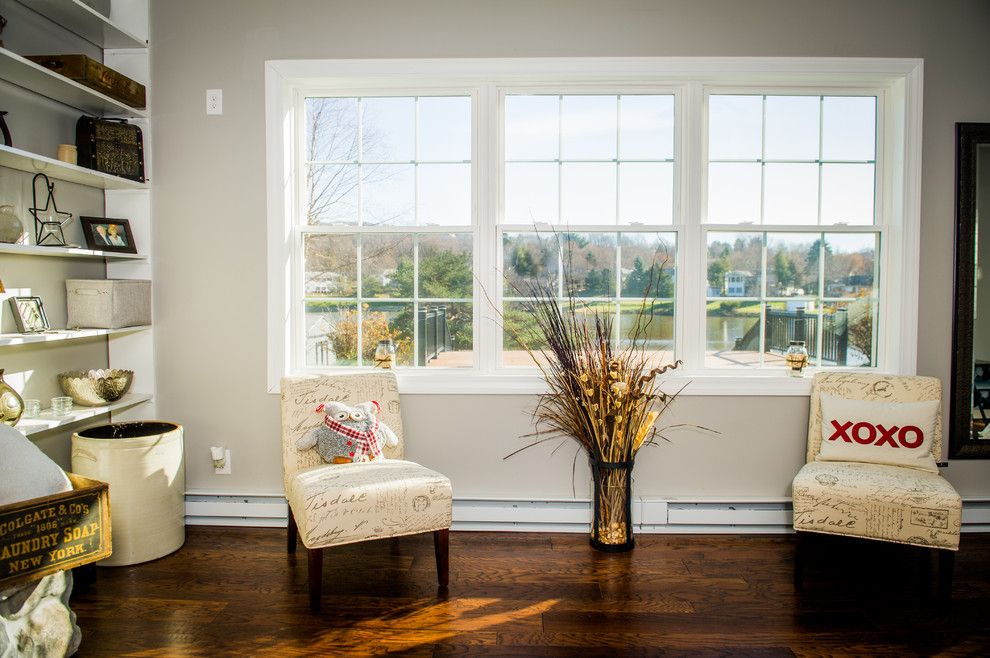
792, 461, 961, 550
287, 460, 452, 549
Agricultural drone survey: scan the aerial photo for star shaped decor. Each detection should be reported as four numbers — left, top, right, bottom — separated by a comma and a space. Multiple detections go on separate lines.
30, 173, 73, 247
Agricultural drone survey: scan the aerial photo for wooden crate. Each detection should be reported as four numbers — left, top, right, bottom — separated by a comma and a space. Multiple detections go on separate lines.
0, 474, 112, 589
25, 54, 146, 109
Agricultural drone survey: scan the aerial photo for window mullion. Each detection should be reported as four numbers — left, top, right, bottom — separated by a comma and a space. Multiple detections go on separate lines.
680, 82, 704, 370
479, 84, 499, 374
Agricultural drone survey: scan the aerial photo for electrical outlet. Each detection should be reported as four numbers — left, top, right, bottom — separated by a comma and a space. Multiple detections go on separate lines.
206, 89, 222, 115
215, 449, 231, 474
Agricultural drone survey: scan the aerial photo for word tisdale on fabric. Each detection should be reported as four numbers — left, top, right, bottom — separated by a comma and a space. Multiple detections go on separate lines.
816, 394, 940, 472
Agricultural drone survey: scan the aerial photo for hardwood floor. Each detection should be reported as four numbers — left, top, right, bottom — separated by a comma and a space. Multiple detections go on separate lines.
69, 528, 990, 657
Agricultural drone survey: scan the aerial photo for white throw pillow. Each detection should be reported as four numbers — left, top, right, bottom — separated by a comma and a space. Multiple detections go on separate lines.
0, 424, 72, 505
816, 394, 939, 473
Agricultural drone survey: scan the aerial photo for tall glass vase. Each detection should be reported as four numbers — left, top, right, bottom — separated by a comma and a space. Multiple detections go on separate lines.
590, 458, 635, 552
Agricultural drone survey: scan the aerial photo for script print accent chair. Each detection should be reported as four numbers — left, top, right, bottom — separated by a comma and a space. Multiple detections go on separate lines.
281, 373, 452, 609
791, 373, 962, 596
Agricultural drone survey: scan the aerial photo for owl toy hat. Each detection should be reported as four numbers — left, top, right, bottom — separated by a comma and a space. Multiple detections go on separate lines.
295, 400, 399, 464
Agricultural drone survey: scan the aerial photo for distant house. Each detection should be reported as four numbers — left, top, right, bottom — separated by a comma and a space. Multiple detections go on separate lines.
725, 271, 754, 297
825, 274, 872, 298
305, 271, 345, 295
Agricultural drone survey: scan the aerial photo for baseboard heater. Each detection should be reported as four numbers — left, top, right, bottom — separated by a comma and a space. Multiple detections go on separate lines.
184, 493, 990, 533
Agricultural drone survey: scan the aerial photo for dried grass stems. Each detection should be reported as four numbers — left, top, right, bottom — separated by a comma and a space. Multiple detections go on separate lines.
497, 231, 696, 467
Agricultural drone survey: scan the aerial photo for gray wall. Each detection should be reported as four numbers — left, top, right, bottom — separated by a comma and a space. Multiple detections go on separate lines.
150, 0, 990, 499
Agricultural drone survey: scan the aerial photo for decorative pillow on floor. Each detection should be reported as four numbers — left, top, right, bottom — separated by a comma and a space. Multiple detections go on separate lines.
816, 393, 939, 472
295, 400, 399, 464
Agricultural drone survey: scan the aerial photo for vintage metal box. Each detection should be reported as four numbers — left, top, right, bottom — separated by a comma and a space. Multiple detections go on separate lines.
66, 279, 151, 329
0, 474, 112, 589
26, 54, 146, 109
75, 117, 146, 183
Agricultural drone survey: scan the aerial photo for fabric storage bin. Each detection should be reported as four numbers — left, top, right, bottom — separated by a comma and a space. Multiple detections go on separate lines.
66, 279, 151, 329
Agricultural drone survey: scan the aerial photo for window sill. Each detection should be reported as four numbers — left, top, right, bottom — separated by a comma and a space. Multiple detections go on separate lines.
270, 369, 822, 396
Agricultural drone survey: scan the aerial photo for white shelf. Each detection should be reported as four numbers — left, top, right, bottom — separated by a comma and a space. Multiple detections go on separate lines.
0, 242, 147, 260
21, 0, 148, 49
0, 325, 151, 347
0, 48, 146, 118
16, 393, 153, 436
0, 144, 147, 190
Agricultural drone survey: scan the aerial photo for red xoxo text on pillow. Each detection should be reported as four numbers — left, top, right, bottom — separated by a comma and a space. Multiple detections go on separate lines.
827, 420, 925, 449
816, 394, 939, 473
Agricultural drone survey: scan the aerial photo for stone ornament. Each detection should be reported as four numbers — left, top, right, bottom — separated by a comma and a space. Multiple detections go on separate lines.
0, 571, 80, 658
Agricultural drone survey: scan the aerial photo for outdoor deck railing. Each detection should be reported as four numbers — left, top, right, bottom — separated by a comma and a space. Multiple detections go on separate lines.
734, 305, 848, 365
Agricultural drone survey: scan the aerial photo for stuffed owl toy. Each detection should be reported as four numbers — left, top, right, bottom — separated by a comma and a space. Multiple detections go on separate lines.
295, 400, 399, 464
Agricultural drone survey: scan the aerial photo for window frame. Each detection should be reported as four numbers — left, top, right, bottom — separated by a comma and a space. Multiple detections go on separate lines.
266, 58, 923, 395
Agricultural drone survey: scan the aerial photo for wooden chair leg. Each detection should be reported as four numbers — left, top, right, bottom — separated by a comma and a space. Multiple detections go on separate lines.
938, 549, 955, 601
287, 506, 297, 554
308, 546, 323, 611
433, 529, 449, 589
793, 531, 806, 590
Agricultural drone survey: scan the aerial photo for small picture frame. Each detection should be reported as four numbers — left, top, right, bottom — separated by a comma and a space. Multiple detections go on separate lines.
80, 217, 137, 254
9, 296, 50, 333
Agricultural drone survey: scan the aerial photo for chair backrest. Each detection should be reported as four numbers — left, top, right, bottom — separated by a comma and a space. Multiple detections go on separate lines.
806, 372, 942, 463
280, 372, 404, 492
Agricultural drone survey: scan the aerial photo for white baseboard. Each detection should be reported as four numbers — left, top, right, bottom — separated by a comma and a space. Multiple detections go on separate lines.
184, 493, 990, 534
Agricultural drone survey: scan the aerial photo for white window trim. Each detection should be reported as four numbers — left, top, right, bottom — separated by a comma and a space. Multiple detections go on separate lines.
266, 57, 923, 396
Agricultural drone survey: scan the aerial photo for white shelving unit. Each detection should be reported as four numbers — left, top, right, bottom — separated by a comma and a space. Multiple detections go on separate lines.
0, 47, 146, 118
0, 325, 150, 347
19, 0, 148, 49
15, 393, 154, 436
1, 0, 154, 427
0, 144, 147, 190
0, 242, 147, 260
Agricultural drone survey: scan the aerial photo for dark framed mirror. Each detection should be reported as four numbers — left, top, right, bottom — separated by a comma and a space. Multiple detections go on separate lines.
950, 122, 990, 458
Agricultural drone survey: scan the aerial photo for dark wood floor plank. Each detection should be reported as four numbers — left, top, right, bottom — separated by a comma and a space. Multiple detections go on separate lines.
66, 527, 990, 657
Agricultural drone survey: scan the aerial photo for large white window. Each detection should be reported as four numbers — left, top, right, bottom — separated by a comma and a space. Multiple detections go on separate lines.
267, 59, 923, 393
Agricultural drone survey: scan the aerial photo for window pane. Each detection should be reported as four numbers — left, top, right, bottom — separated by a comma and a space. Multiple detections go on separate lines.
419, 163, 471, 226
560, 233, 616, 298
419, 233, 473, 298
503, 233, 559, 296
362, 233, 413, 298
422, 302, 473, 368
306, 97, 358, 162
762, 301, 806, 370
763, 163, 818, 224
705, 300, 762, 368
825, 233, 877, 299
620, 95, 674, 160
361, 97, 414, 161
620, 300, 674, 367
505, 95, 558, 160
418, 96, 471, 162
505, 163, 559, 223
304, 233, 356, 297
561, 95, 617, 160
307, 164, 359, 225
822, 96, 876, 161
620, 233, 675, 298
821, 163, 875, 225
825, 298, 875, 367
307, 302, 358, 367
766, 233, 819, 297
764, 96, 820, 160
707, 232, 762, 296
502, 301, 549, 366
362, 164, 414, 226
709, 95, 762, 160
364, 302, 414, 366
619, 162, 673, 225
708, 162, 761, 223
561, 162, 616, 225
